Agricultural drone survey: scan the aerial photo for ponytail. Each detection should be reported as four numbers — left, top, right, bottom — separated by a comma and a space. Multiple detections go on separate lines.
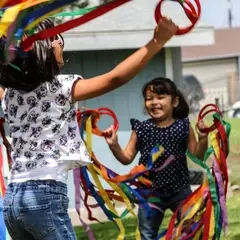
173, 90, 189, 119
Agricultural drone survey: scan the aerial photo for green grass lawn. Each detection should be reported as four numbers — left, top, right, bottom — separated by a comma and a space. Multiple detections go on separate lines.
224, 118, 240, 185
75, 118, 240, 239
75, 195, 240, 240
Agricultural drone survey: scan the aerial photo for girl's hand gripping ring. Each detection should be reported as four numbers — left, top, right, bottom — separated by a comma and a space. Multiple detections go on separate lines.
155, 0, 201, 35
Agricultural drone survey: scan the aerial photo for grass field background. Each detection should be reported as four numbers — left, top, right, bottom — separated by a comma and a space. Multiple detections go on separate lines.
75, 195, 240, 240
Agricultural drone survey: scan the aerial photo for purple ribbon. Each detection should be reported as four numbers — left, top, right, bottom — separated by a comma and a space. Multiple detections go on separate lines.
213, 159, 228, 234
74, 168, 96, 240
148, 203, 164, 213
151, 155, 175, 172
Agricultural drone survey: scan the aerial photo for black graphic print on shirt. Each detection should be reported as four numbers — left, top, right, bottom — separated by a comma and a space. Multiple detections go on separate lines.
2, 74, 91, 175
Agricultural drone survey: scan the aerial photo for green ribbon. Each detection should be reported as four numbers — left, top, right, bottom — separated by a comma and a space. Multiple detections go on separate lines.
53, 7, 97, 17
147, 196, 161, 203
8, 63, 21, 71
187, 148, 221, 239
187, 113, 231, 239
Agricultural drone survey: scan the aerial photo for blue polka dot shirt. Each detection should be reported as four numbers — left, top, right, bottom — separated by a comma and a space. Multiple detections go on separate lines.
131, 117, 190, 194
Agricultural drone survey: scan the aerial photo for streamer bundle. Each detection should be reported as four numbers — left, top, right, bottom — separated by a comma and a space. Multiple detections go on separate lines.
156, 104, 230, 240
75, 104, 230, 240
0, 103, 231, 240
0, 0, 131, 63
0, 0, 202, 64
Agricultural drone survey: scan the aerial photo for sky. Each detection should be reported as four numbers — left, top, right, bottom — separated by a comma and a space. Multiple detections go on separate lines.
200, 0, 240, 28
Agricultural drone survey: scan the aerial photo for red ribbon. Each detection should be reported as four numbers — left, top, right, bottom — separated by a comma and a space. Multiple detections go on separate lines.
0, 145, 6, 196
155, 0, 201, 35
1, 0, 25, 7
198, 104, 222, 133
80, 168, 102, 223
21, 0, 131, 51
78, 107, 119, 137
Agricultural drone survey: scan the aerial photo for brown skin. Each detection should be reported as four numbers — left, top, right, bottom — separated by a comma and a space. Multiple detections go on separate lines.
0, 87, 4, 100
2, 18, 176, 102
52, 39, 64, 68
104, 91, 208, 165
52, 17, 178, 102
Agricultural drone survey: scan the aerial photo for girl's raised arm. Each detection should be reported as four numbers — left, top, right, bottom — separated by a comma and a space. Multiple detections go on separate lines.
72, 17, 177, 102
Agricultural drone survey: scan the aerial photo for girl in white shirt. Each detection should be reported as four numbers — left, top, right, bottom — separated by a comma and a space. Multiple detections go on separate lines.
0, 18, 177, 240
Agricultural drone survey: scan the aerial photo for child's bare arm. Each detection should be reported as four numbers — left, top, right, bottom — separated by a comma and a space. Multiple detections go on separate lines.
0, 87, 4, 100
108, 131, 138, 165
104, 126, 138, 165
71, 17, 177, 102
188, 125, 208, 161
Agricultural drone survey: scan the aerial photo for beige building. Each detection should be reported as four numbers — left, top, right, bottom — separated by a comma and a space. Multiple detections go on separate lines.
181, 28, 240, 109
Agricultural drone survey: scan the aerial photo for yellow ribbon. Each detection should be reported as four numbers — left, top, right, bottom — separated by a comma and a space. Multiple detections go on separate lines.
0, 0, 52, 37
86, 116, 125, 240
210, 132, 220, 160
175, 195, 205, 239
0, 3, 25, 37
192, 226, 202, 240
24, 8, 63, 31
0, 184, 2, 196
209, 204, 215, 239
93, 164, 141, 239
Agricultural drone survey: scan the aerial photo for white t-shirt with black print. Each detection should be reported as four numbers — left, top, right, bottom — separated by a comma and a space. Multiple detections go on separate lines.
2, 75, 92, 183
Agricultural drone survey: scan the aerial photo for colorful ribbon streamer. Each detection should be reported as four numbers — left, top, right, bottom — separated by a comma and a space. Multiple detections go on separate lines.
0, 0, 202, 64
73, 104, 230, 240
0, 0, 131, 59
0, 101, 231, 240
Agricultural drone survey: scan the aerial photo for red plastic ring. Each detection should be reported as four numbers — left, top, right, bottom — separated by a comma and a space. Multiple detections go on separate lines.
78, 107, 119, 137
97, 107, 119, 137
154, 0, 201, 35
198, 104, 222, 133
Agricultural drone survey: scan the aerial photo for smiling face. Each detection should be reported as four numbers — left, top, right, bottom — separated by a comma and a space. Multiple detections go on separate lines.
144, 86, 179, 120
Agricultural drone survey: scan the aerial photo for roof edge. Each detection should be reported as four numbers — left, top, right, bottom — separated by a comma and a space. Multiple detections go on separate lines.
182, 53, 240, 63
63, 26, 215, 51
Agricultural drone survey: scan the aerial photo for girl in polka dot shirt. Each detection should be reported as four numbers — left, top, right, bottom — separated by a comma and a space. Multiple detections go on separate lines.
104, 77, 209, 240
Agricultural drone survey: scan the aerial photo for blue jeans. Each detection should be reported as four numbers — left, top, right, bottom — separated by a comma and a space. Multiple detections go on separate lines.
138, 186, 192, 240
3, 180, 76, 240
0, 197, 7, 239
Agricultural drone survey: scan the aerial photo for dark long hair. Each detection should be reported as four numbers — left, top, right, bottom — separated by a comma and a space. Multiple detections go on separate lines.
0, 19, 64, 92
142, 77, 189, 119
